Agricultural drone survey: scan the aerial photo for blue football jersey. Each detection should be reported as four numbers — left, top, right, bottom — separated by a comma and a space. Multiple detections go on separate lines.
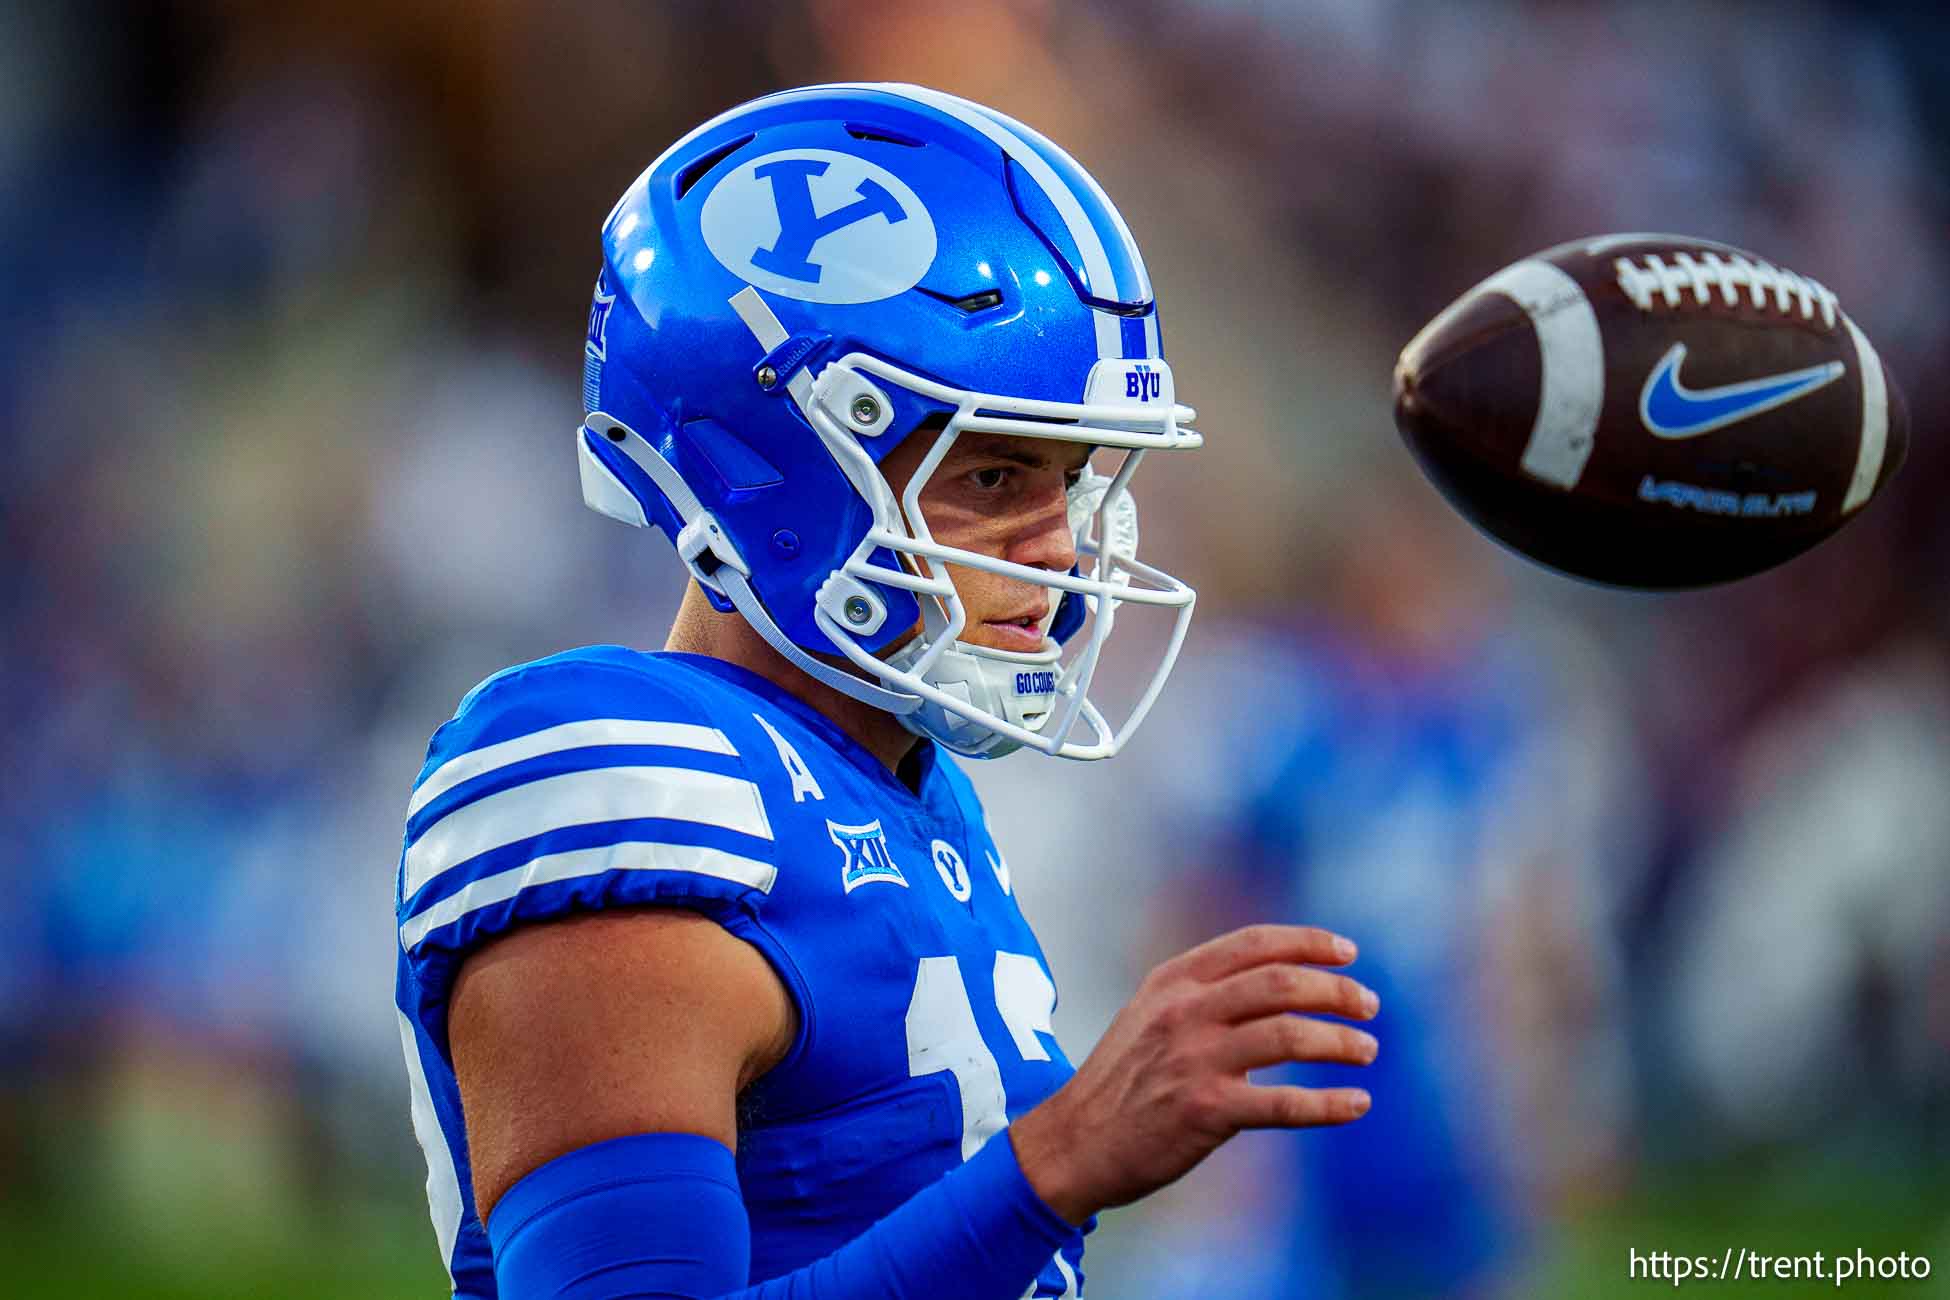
395, 646, 1089, 1297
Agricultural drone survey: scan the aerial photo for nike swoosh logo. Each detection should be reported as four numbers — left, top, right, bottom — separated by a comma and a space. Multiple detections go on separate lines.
1639, 343, 1845, 440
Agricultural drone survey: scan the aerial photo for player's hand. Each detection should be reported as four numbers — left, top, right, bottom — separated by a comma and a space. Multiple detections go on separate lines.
1008, 924, 1378, 1225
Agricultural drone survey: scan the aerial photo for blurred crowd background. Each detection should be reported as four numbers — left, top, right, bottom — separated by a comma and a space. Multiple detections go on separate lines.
4, 1, 1947, 1296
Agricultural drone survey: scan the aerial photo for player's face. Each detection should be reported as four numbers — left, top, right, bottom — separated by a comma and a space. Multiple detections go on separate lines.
879, 429, 1089, 653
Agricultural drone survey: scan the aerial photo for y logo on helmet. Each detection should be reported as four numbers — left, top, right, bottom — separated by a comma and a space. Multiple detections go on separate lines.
700, 149, 937, 304
1125, 364, 1162, 402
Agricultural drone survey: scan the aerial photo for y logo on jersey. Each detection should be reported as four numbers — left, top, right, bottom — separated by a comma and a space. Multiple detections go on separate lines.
829, 819, 907, 893
1639, 343, 1844, 440
930, 839, 972, 903
700, 149, 937, 304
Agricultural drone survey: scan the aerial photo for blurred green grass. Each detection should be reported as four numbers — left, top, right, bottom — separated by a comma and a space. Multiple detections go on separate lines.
5, 1160, 1945, 1299
0, 1198, 447, 1300
4, 1070, 1945, 1300
0, 1062, 451, 1300
1528, 1155, 1950, 1299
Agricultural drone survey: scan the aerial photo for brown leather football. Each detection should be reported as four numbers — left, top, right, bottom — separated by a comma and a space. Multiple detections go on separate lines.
1392, 234, 1907, 587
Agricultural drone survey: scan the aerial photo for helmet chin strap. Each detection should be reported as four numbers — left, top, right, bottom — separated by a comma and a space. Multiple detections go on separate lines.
582, 409, 922, 717
716, 566, 923, 716
722, 286, 950, 721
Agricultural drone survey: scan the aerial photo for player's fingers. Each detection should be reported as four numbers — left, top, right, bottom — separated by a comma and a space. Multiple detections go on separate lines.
1197, 962, 1379, 1024
1218, 1014, 1379, 1073
1226, 1082, 1373, 1131
1158, 924, 1356, 987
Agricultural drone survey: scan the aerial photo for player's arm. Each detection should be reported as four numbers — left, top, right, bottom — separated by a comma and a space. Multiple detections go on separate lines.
451, 914, 1375, 1300
450, 907, 795, 1222
449, 905, 1087, 1300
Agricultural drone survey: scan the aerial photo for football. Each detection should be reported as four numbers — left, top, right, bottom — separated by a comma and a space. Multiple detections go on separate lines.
1392, 233, 1908, 587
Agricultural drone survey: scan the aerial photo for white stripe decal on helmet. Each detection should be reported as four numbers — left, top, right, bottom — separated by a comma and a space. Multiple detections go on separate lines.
1090, 308, 1121, 362
967, 98, 1153, 305
840, 82, 1134, 361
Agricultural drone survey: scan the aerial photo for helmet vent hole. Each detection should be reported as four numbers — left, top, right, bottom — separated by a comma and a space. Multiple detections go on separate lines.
918, 287, 1005, 315
949, 289, 1003, 314
674, 133, 755, 199
843, 123, 925, 148
973, 408, 1078, 426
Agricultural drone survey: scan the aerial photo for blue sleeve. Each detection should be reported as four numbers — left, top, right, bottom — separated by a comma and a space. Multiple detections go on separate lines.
488, 1130, 1075, 1300
395, 648, 782, 1031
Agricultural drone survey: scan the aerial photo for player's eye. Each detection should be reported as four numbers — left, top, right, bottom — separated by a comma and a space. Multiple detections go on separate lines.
968, 466, 1013, 491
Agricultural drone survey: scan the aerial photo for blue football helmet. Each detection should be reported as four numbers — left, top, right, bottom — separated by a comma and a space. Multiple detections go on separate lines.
577, 83, 1199, 759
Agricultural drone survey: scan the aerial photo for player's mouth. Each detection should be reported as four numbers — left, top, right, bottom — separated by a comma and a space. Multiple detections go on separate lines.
976, 603, 1053, 652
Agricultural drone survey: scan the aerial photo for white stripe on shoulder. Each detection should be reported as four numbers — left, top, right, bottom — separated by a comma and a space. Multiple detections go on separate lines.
401, 840, 777, 950
843, 82, 1123, 360
402, 765, 771, 898
397, 1009, 463, 1277
409, 718, 737, 818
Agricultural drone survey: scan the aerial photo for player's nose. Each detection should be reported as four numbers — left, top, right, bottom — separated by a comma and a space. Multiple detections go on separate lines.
1003, 485, 1079, 574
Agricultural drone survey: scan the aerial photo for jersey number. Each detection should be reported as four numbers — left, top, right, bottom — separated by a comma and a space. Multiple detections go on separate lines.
903, 953, 1055, 1161
903, 954, 1077, 1299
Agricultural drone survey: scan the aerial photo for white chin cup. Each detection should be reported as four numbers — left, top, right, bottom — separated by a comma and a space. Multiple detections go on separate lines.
886, 626, 1063, 759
